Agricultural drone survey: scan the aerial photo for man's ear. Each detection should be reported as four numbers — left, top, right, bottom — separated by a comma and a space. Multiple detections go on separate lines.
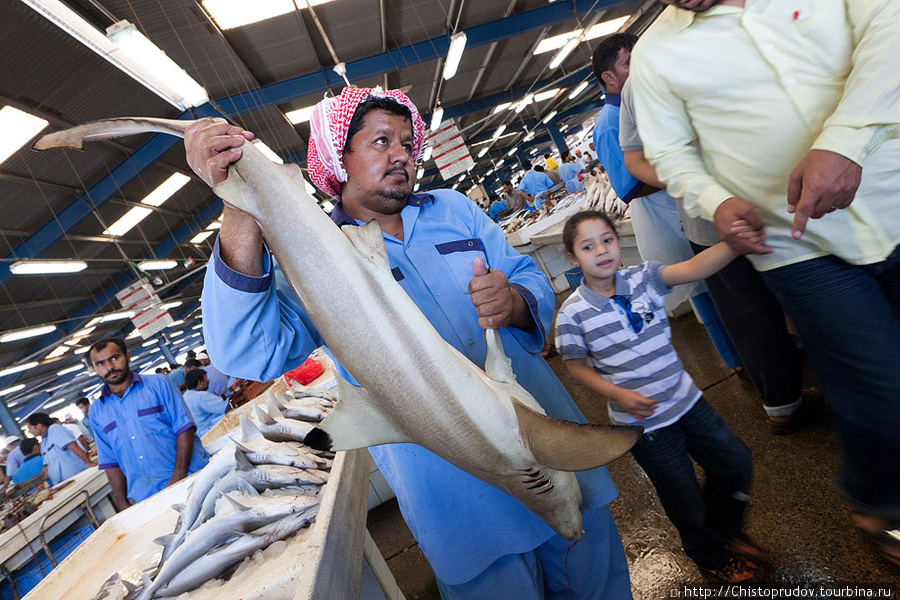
601, 71, 616, 89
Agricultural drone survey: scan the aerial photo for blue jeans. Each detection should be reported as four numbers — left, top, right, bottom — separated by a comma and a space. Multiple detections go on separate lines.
760, 248, 900, 521
436, 506, 632, 600
630, 398, 753, 569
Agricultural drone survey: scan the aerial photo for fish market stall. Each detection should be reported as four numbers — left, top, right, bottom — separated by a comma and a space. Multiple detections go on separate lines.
22, 363, 381, 600
0, 468, 114, 589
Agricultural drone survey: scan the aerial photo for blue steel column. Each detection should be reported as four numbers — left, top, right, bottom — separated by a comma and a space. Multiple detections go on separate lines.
157, 338, 177, 366
0, 403, 22, 438
545, 122, 570, 154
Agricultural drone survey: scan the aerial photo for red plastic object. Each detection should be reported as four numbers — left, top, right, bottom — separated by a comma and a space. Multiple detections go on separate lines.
284, 358, 324, 386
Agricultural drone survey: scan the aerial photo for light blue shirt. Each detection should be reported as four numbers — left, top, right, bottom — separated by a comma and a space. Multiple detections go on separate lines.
91, 373, 209, 502
12, 454, 43, 485
201, 189, 618, 584
558, 161, 585, 193
168, 367, 186, 388
594, 95, 643, 203
203, 363, 230, 396
488, 199, 507, 221
41, 424, 88, 486
183, 389, 227, 438
517, 170, 554, 201
5, 445, 24, 477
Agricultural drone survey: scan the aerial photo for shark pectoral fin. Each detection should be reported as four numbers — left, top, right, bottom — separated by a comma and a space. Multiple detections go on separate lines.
483, 329, 516, 384
304, 373, 410, 452
341, 220, 391, 274
512, 399, 643, 471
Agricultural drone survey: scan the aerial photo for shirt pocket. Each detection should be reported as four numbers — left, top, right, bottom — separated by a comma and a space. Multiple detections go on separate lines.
137, 406, 171, 435
434, 238, 489, 294
790, 3, 852, 76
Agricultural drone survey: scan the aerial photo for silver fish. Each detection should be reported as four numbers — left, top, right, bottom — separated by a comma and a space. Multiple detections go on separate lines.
284, 382, 336, 405
138, 497, 306, 600
194, 464, 327, 530
154, 510, 316, 598
254, 404, 313, 443
34, 118, 641, 540
269, 392, 328, 422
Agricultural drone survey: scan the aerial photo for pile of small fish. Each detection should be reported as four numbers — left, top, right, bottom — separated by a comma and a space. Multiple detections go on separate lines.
96, 384, 337, 600
582, 171, 628, 219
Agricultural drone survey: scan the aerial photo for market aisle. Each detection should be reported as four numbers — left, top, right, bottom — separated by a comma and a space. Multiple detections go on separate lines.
367, 312, 900, 599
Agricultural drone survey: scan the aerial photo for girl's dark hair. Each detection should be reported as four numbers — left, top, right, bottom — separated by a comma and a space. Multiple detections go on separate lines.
345, 95, 413, 152
562, 210, 618, 254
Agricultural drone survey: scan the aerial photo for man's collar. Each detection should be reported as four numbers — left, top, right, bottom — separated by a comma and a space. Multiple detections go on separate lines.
100, 372, 142, 401
604, 94, 622, 107
667, 2, 745, 32
329, 193, 435, 226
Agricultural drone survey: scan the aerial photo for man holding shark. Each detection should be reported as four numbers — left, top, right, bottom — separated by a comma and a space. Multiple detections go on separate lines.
187, 87, 632, 599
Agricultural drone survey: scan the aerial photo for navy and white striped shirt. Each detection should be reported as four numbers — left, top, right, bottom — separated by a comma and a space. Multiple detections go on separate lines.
555, 262, 701, 433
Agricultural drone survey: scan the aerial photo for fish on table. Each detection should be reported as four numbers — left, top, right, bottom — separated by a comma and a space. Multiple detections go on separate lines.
34, 118, 641, 541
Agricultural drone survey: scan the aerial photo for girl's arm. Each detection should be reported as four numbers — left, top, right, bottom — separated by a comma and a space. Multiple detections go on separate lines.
661, 241, 737, 287
564, 359, 657, 419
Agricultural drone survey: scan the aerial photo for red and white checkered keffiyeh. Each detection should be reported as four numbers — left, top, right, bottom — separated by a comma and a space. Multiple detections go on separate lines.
307, 87, 426, 200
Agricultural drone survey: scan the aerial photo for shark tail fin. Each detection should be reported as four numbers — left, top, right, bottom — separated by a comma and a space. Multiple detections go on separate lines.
305, 372, 410, 452
512, 399, 642, 471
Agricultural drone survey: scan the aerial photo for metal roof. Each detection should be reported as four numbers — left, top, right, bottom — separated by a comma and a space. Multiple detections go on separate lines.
0, 0, 660, 423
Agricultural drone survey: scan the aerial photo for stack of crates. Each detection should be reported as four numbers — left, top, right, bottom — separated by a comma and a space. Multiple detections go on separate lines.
0, 524, 94, 599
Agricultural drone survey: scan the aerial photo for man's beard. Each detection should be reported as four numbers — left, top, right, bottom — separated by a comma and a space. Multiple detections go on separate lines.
102, 366, 131, 386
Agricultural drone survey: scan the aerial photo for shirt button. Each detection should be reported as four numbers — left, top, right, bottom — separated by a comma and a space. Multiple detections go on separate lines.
435, 289, 442, 295
468, 241, 474, 247
131, 436, 136, 440
139, 456, 143, 460
468, 339, 475, 345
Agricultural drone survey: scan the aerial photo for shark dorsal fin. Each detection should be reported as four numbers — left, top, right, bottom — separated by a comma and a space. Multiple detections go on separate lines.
483, 329, 516, 384
304, 372, 410, 452
153, 534, 176, 549
255, 405, 278, 426
234, 447, 255, 470
511, 399, 642, 471
341, 220, 391, 274
240, 416, 264, 441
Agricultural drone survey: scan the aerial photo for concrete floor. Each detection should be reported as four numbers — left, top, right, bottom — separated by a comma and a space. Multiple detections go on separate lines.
366, 309, 900, 599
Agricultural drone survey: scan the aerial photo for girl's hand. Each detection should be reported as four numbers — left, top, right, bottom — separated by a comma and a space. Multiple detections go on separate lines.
614, 389, 658, 419
731, 218, 764, 246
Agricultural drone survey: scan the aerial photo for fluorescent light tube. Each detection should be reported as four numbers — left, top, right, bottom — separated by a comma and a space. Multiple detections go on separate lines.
138, 260, 178, 271
45, 345, 71, 359
168, 320, 185, 328
542, 111, 558, 124
143, 173, 191, 207
160, 301, 183, 310
492, 102, 513, 114
106, 21, 208, 109
491, 124, 507, 140
206, 221, 222, 230
423, 145, 433, 162
0, 325, 57, 343
202, 0, 336, 30
190, 231, 215, 244
0, 362, 39, 378
524, 131, 536, 142
10, 260, 88, 275
533, 89, 561, 102
430, 106, 445, 132
105, 206, 152, 236
569, 81, 590, 100
57, 364, 84, 376
477, 147, 489, 158
99, 311, 135, 322
74, 346, 91, 354
286, 106, 315, 124
585, 16, 631, 40
533, 28, 584, 55
252, 140, 283, 164
515, 94, 535, 114
413, 183, 420, 192
0, 385, 25, 397
507, 147, 518, 157
142, 339, 159, 347
0, 106, 48, 166
548, 37, 580, 70
442, 32, 467, 81
496, 159, 505, 167
72, 326, 96, 338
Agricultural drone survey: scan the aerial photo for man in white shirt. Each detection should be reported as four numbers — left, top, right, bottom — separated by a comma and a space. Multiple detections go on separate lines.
630, 0, 900, 562
196, 351, 230, 396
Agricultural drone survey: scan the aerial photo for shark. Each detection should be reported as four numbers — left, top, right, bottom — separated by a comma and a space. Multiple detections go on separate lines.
34, 117, 641, 541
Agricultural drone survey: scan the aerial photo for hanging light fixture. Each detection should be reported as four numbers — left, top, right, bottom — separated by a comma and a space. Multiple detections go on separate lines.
442, 32, 468, 80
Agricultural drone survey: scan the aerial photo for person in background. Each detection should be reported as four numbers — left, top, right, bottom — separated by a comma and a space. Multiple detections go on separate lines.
3, 436, 23, 481
167, 362, 186, 390
183, 369, 227, 438
536, 164, 562, 187
25, 413, 94, 486
196, 351, 229, 396
574, 150, 589, 170
618, 75, 819, 435
501, 181, 527, 213
556, 211, 765, 583
488, 196, 508, 222
591, 33, 746, 379
88, 338, 208, 509
11, 438, 43, 485
543, 152, 559, 171
517, 160, 554, 209
631, 0, 900, 563
74, 397, 93, 440
187, 86, 632, 599
558, 152, 586, 194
